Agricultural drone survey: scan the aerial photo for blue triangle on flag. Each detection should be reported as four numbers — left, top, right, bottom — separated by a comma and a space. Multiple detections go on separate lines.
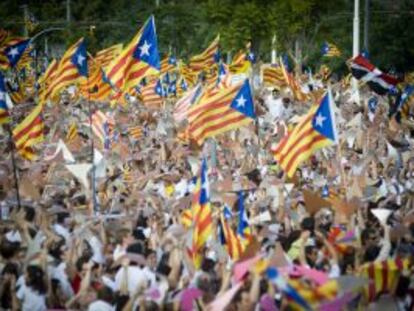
230, 80, 256, 119
214, 49, 221, 63
5, 39, 30, 67
71, 40, 88, 77
311, 93, 337, 142
155, 80, 163, 96
223, 205, 233, 219
0, 72, 7, 110
180, 78, 187, 91
168, 55, 177, 66
368, 96, 378, 113
133, 16, 160, 70
321, 185, 329, 198
321, 42, 329, 55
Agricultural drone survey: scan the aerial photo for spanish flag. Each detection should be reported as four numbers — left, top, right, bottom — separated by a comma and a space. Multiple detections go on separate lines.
12, 103, 44, 160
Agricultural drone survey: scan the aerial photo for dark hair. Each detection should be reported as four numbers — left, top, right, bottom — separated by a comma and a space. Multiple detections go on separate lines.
305, 245, 317, 267
49, 239, 66, 261
97, 285, 114, 304
301, 217, 315, 232
56, 212, 69, 224
0, 241, 20, 260
363, 245, 380, 262
2, 262, 18, 278
201, 258, 215, 274
282, 230, 301, 251
340, 254, 355, 274
75, 255, 91, 273
24, 206, 36, 222
132, 228, 146, 241
26, 266, 47, 294
156, 253, 171, 276
126, 242, 144, 255
114, 294, 129, 311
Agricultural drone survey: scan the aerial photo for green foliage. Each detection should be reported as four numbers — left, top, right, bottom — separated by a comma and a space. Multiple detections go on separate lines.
0, 0, 412, 73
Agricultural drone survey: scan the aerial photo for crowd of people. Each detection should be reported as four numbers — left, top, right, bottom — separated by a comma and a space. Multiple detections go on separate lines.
0, 63, 414, 311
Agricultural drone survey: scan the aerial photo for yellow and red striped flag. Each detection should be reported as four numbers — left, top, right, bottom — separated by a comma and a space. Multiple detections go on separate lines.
42, 38, 88, 103
189, 35, 219, 73
188, 79, 256, 145
95, 44, 123, 69
190, 159, 213, 268
280, 57, 308, 102
12, 103, 44, 160
219, 214, 244, 260
128, 126, 143, 140
229, 42, 252, 74
262, 65, 286, 89
122, 163, 133, 184
359, 258, 410, 302
272, 91, 337, 177
321, 42, 341, 57
160, 54, 176, 74
38, 59, 58, 90
0, 36, 28, 70
141, 78, 163, 108
104, 16, 160, 97
66, 123, 78, 142
179, 61, 197, 86
79, 44, 123, 101
181, 209, 193, 228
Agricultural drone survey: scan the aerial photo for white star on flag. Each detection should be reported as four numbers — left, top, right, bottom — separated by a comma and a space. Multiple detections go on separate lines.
315, 113, 326, 127
139, 40, 151, 57
236, 95, 246, 108
0, 92, 5, 101
8, 48, 19, 58
77, 54, 85, 66
201, 178, 209, 198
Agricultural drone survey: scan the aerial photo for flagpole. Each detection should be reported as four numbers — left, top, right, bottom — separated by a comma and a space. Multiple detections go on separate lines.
352, 0, 360, 104
6, 126, 21, 209
87, 84, 97, 215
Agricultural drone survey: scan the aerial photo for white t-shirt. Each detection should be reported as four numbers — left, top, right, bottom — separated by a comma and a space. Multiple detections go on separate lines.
114, 265, 148, 296
113, 245, 126, 262
142, 266, 157, 287
50, 262, 74, 299
16, 283, 47, 311
265, 96, 286, 120
88, 300, 115, 311
53, 224, 70, 242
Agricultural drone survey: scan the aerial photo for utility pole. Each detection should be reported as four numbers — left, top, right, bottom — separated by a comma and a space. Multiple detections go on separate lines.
22, 4, 29, 37
155, 0, 160, 7
271, 34, 277, 64
363, 0, 370, 52
352, 0, 360, 102
353, 0, 360, 58
66, 0, 71, 24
